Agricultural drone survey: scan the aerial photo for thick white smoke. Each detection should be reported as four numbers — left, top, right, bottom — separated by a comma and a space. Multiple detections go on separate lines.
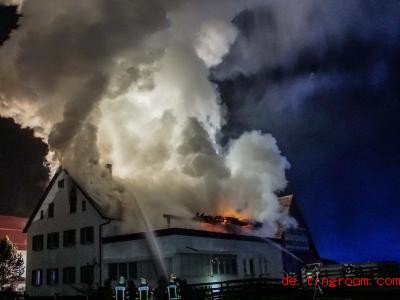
0, 0, 22, 10
0, 0, 292, 236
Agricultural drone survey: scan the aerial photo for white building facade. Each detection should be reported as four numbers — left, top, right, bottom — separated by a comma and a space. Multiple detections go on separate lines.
102, 228, 283, 286
23, 169, 114, 296
24, 169, 284, 297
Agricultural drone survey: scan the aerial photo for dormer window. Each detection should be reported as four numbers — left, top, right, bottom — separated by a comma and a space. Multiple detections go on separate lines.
40, 210, 44, 220
58, 179, 64, 188
69, 185, 77, 213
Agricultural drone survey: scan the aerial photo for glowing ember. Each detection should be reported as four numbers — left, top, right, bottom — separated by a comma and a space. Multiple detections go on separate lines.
194, 212, 263, 230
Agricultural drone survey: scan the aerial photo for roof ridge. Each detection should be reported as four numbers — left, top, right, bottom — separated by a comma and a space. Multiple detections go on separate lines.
23, 167, 115, 233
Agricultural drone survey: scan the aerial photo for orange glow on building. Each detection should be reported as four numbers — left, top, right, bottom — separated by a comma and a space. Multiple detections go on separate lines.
0, 215, 27, 251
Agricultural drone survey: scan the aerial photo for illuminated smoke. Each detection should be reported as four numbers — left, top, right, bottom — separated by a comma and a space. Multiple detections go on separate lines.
0, 0, 23, 11
0, 0, 292, 236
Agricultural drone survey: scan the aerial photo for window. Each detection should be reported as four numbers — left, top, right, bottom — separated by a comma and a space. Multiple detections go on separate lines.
226, 259, 232, 274
243, 259, 247, 275
40, 210, 43, 220
80, 226, 94, 244
48, 202, 54, 218
46, 269, 58, 285
82, 200, 86, 211
58, 179, 64, 188
108, 263, 118, 281
63, 229, 76, 247
211, 255, 237, 276
47, 232, 59, 249
263, 258, 269, 274
80, 265, 94, 284
219, 260, 225, 274
32, 269, 42, 286
69, 185, 77, 213
179, 254, 210, 278
249, 259, 254, 276
136, 260, 160, 280
284, 227, 310, 251
63, 267, 75, 284
232, 258, 238, 274
32, 235, 44, 251
108, 262, 138, 281
128, 262, 137, 279
118, 263, 127, 278
212, 258, 218, 274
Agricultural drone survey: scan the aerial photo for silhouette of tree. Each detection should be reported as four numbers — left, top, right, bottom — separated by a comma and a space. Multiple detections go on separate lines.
0, 236, 24, 288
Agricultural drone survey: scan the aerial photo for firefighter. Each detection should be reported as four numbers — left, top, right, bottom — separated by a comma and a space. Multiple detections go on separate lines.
166, 274, 181, 300
113, 276, 128, 300
153, 277, 168, 300
312, 265, 323, 299
137, 277, 152, 300
97, 279, 113, 300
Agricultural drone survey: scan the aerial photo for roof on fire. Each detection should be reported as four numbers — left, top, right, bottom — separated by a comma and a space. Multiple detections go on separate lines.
23, 167, 317, 263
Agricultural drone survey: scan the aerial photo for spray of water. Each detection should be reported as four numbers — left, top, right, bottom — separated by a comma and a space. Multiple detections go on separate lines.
263, 237, 304, 263
131, 193, 168, 280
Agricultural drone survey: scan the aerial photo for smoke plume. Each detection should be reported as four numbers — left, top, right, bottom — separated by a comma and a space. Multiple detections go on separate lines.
0, 0, 292, 235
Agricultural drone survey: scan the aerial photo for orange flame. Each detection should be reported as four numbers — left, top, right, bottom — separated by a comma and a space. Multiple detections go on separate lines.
216, 200, 250, 221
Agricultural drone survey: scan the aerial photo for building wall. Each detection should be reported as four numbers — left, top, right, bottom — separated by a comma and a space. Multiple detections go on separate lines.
26, 171, 106, 297
24, 171, 294, 296
102, 233, 284, 285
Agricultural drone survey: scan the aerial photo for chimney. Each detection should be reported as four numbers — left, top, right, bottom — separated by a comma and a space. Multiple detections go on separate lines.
105, 163, 112, 176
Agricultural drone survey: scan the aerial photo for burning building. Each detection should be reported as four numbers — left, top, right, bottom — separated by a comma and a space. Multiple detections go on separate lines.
23, 169, 318, 297
2, 1, 321, 297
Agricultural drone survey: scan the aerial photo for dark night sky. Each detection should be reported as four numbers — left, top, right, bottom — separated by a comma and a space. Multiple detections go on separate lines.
1, 2, 400, 263
215, 4, 400, 262
0, 118, 48, 216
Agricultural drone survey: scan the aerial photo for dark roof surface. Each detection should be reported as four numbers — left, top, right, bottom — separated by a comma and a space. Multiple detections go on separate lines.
102, 227, 282, 245
285, 195, 320, 262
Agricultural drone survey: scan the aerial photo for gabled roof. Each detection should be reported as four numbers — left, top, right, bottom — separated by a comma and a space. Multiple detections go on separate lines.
23, 168, 62, 233
23, 168, 116, 233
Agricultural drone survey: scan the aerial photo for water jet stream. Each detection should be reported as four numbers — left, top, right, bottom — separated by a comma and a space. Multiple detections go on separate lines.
131, 194, 168, 281
262, 237, 304, 263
